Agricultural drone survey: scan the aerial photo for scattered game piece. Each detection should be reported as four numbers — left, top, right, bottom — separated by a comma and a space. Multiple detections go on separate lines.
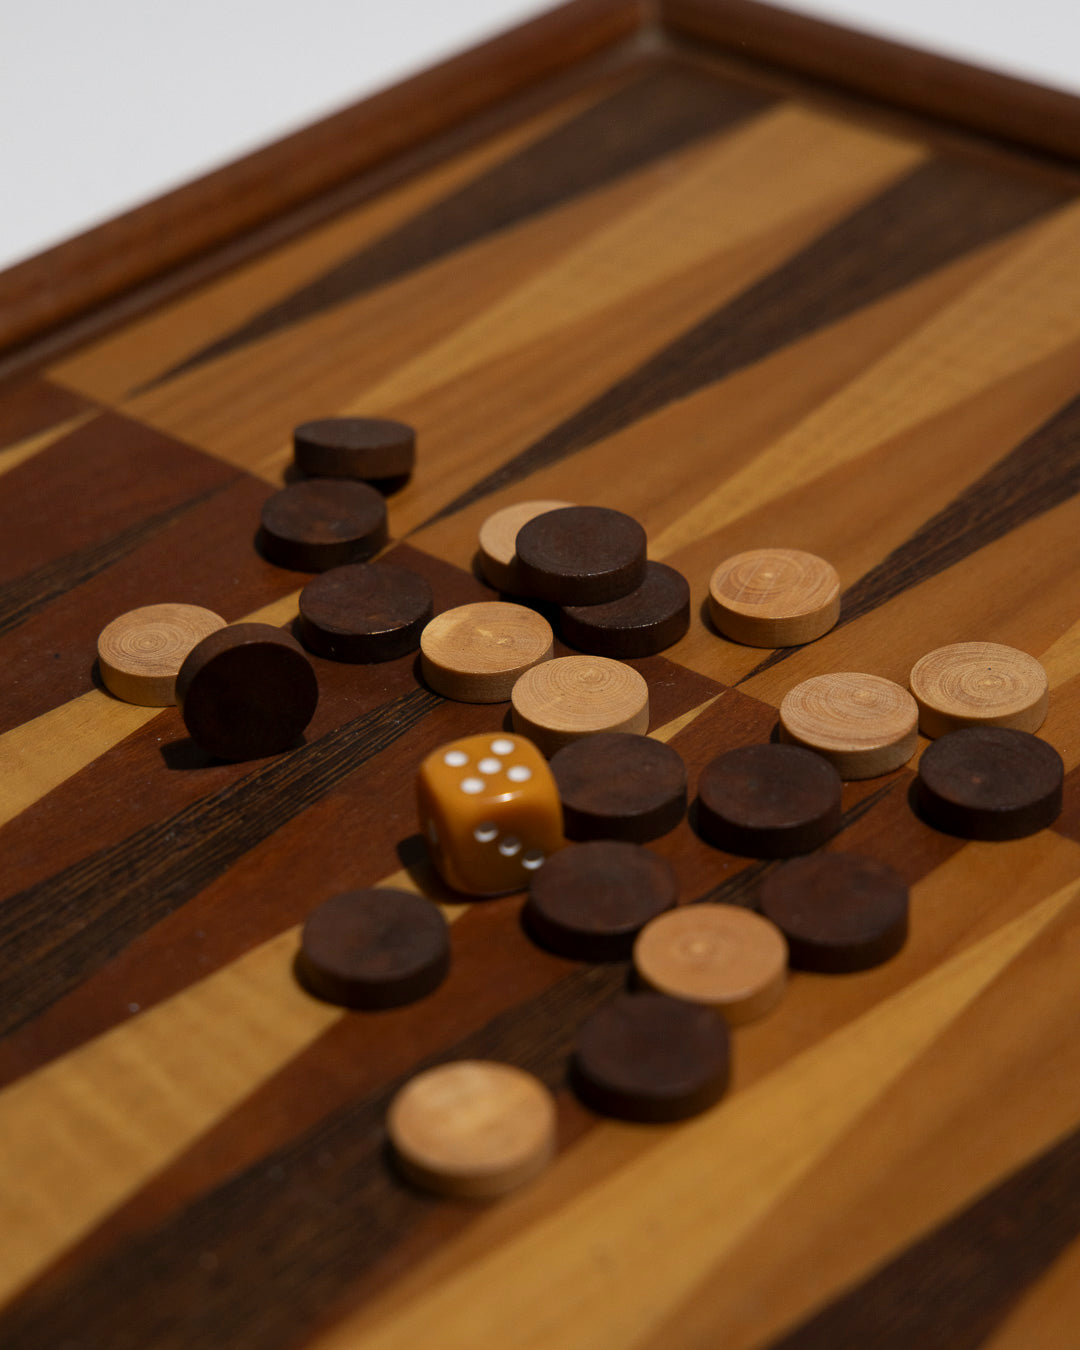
96, 602, 226, 706
258, 478, 388, 571
387, 1060, 557, 1199
759, 854, 909, 972
708, 547, 840, 646
909, 640, 1049, 738
477, 498, 575, 593
560, 560, 691, 657
514, 505, 647, 604
523, 840, 678, 960
293, 416, 415, 482
549, 732, 686, 842
511, 655, 649, 757
175, 622, 319, 760
297, 888, 450, 1008
917, 725, 1064, 839
298, 561, 433, 662
696, 743, 842, 857
572, 991, 730, 1122
779, 671, 918, 779
420, 601, 553, 702
633, 903, 788, 1025
416, 732, 564, 895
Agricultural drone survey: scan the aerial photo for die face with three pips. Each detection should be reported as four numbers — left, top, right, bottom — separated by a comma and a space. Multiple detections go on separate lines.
417, 733, 564, 895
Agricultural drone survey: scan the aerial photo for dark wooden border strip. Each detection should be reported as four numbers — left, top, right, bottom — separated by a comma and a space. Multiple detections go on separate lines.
0, 0, 645, 357
662, 0, 1080, 164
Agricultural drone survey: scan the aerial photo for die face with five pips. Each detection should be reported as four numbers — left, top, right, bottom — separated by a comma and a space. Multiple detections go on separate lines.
417, 733, 564, 896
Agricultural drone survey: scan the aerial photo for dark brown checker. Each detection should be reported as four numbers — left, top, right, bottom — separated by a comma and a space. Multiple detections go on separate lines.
293, 416, 416, 482
759, 852, 910, 972
297, 887, 450, 1008
916, 726, 1064, 839
696, 743, 844, 857
523, 839, 678, 959
514, 505, 647, 603
297, 561, 433, 661
258, 479, 388, 571
549, 731, 687, 841
176, 623, 319, 760
573, 990, 731, 1121
560, 559, 690, 656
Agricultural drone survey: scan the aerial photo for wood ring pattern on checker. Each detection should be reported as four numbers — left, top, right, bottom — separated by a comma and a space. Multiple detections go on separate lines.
909, 641, 1049, 737
96, 602, 225, 705
477, 499, 575, 593
420, 601, 553, 702
511, 654, 649, 756
387, 1061, 556, 1199
708, 548, 840, 646
779, 672, 919, 779
514, 505, 647, 604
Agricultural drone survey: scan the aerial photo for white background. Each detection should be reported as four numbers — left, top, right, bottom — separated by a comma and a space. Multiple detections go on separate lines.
1, 0, 1078, 274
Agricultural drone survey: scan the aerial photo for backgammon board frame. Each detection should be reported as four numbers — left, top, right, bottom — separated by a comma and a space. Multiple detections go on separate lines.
4, 2, 1080, 1347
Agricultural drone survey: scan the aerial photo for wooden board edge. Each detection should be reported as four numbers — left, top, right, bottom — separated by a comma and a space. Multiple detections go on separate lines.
660, 0, 1080, 166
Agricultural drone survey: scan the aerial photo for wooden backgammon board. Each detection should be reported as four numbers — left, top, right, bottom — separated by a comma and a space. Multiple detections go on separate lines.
5, 2, 1080, 1345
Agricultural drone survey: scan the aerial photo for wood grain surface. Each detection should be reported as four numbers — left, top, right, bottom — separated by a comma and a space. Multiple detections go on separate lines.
4, 3, 1080, 1347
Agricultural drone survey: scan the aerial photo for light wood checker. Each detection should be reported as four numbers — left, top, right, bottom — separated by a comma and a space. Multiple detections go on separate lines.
3, 5, 1080, 1348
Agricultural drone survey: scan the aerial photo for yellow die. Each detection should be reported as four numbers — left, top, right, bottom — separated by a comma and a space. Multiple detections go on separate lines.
417, 733, 564, 895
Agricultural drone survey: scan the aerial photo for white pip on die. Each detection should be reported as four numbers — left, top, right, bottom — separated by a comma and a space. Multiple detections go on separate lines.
417, 733, 564, 895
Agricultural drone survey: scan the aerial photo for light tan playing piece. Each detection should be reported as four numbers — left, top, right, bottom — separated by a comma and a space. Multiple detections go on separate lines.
708, 548, 840, 646
633, 904, 788, 1025
779, 671, 919, 779
477, 499, 575, 593
387, 1060, 557, 1199
909, 641, 1049, 737
96, 603, 226, 706
511, 654, 649, 756
420, 602, 553, 702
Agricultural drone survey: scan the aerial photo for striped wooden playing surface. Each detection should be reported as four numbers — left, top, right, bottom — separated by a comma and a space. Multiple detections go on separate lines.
4, 4, 1080, 1346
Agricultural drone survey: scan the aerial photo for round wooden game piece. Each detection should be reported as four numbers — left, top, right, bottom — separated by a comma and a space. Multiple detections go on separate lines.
909, 641, 1049, 738
759, 854, 909, 972
523, 840, 678, 960
779, 672, 919, 779
96, 602, 226, 706
297, 888, 450, 1008
708, 548, 840, 647
573, 992, 730, 1122
514, 505, 648, 605
560, 561, 691, 658
916, 726, 1064, 840
175, 622, 319, 760
297, 561, 433, 662
696, 743, 843, 857
259, 479, 388, 572
387, 1060, 557, 1199
293, 416, 415, 482
511, 655, 649, 757
633, 903, 788, 1025
420, 601, 553, 702
549, 733, 686, 842
477, 498, 575, 593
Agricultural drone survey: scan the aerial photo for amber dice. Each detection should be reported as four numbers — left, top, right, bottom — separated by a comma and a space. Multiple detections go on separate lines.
417, 733, 564, 895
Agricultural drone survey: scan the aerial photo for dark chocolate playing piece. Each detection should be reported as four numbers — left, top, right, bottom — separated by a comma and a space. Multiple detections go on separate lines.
573, 991, 730, 1122
523, 840, 678, 960
297, 888, 450, 1009
916, 725, 1064, 840
293, 416, 415, 482
298, 561, 433, 662
697, 743, 843, 857
549, 732, 687, 842
259, 479, 388, 571
560, 561, 690, 657
175, 622, 319, 760
759, 853, 909, 972
514, 505, 647, 605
